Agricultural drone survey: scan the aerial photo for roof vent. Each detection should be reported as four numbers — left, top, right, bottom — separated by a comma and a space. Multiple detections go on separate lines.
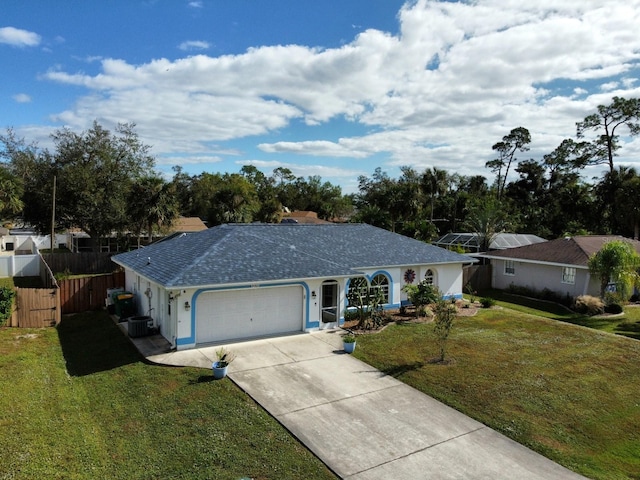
147, 257, 151, 265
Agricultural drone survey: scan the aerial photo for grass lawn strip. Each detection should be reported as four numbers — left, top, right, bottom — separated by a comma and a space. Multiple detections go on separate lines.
0, 312, 336, 480
354, 307, 640, 480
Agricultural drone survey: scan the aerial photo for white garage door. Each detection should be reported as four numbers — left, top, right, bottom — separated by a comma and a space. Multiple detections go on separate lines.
196, 286, 303, 344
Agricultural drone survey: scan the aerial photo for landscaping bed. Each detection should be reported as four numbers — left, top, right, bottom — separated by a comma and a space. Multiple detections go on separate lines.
343, 301, 480, 333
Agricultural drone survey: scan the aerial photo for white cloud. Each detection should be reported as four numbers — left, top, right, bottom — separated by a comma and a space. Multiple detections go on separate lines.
258, 140, 370, 158
188, 1, 203, 8
239, 159, 365, 181
601, 81, 619, 91
178, 40, 210, 51
12, 93, 31, 103
0, 26, 41, 47
40, 0, 640, 184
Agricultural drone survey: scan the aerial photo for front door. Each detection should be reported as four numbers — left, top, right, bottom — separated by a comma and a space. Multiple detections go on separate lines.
320, 280, 338, 324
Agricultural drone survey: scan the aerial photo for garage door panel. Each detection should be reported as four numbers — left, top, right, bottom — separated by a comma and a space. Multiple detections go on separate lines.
196, 286, 303, 344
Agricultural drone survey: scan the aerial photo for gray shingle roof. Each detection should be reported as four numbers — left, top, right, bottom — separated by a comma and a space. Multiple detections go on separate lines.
481, 235, 640, 267
112, 223, 472, 288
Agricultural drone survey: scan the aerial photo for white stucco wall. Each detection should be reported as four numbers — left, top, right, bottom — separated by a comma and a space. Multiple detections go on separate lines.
123, 260, 468, 350
123, 268, 192, 348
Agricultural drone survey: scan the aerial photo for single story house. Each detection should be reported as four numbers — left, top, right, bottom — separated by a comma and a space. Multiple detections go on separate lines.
281, 211, 332, 224
112, 223, 473, 350
480, 235, 640, 298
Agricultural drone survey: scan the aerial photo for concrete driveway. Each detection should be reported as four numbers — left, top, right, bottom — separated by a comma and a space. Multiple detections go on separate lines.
149, 331, 586, 479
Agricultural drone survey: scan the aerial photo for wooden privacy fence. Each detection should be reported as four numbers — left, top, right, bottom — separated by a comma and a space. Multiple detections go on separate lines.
59, 271, 125, 314
11, 287, 61, 327
462, 264, 492, 293
8, 271, 125, 327
41, 252, 116, 275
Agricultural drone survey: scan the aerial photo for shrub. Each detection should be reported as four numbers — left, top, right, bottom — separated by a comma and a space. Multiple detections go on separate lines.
480, 297, 496, 308
343, 308, 360, 323
506, 283, 573, 307
54, 268, 73, 282
0, 286, 16, 327
604, 303, 623, 314
573, 295, 605, 316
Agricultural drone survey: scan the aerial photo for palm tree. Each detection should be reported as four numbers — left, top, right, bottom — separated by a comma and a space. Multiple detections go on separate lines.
421, 167, 449, 223
128, 176, 179, 246
462, 196, 511, 252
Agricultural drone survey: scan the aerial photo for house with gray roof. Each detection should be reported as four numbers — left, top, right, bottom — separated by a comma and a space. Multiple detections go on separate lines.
480, 235, 640, 299
112, 223, 473, 350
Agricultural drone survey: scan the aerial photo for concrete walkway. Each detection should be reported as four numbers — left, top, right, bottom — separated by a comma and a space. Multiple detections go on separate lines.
145, 331, 586, 479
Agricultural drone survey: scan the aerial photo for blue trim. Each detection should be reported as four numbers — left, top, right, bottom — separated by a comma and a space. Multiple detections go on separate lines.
443, 293, 463, 300
176, 282, 310, 346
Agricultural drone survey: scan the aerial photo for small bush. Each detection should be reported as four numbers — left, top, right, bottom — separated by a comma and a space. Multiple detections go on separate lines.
0, 286, 16, 327
480, 297, 496, 308
604, 303, 623, 314
573, 295, 605, 316
506, 283, 573, 306
54, 268, 73, 281
343, 309, 360, 323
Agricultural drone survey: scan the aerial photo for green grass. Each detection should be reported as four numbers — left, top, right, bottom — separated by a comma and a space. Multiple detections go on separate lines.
354, 308, 640, 480
0, 312, 336, 480
485, 290, 640, 340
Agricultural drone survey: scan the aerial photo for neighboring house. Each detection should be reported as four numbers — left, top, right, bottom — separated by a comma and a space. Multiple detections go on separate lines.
169, 217, 208, 232
433, 232, 546, 253
68, 217, 207, 252
112, 223, 473, 350
480, 235, 640, 298
281, 211, 332, 224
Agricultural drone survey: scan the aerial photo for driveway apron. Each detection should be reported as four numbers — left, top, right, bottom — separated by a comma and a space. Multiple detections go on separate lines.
149, 331, 586, 480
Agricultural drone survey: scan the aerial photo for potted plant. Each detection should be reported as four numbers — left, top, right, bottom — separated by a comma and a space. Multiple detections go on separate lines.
212, 347, 235, 379
342, 333, 356, 353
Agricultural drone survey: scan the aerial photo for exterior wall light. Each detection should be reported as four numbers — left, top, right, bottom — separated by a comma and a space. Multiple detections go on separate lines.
184, 301, 191, 311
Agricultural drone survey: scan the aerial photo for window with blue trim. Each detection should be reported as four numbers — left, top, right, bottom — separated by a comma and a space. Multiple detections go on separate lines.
371, 274, 389, 303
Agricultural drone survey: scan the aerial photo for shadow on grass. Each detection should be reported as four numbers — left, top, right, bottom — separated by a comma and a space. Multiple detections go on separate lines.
57, 311, 144, 376
381, 361, 424, 378
615, 321, 640, 340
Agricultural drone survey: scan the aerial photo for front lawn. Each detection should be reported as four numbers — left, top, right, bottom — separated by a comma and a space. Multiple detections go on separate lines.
0, 312, 336, 480
354, 307, 640, 480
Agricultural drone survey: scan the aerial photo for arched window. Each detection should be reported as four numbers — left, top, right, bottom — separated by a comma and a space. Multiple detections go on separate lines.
347, 277, 368, 307
371, 274, 389, 303
424, 269, 435, 285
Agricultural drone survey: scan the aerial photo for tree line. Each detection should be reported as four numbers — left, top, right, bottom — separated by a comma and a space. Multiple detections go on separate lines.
1, 97, 639, 252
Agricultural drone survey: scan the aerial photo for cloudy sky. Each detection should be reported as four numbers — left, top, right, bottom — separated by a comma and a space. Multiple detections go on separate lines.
2, 0, 640, 193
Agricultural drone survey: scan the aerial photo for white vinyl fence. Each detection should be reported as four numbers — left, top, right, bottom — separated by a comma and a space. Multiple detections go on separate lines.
0, 254, 40, 278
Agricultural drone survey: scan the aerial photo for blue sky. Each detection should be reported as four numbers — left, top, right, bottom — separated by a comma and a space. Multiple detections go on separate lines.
2, 0, 640, 194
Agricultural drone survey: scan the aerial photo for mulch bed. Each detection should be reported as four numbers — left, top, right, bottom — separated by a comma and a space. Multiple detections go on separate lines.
343, 301, 480, 334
